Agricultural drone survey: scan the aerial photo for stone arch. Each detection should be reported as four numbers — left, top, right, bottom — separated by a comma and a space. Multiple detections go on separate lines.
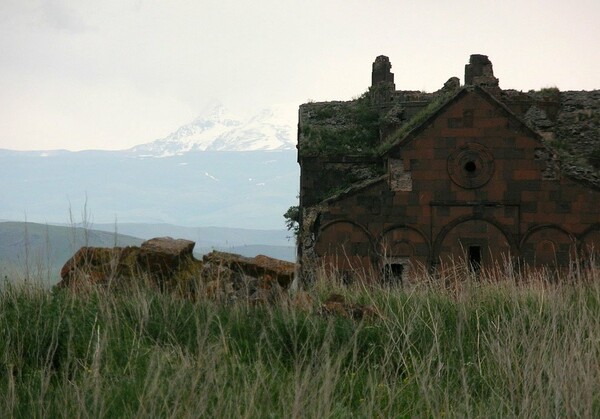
521, 225, 576, 268
380, 226, 430, 264
434, 217, 515, 269
579, 224, 600, 261
315, 220, 374, 274
379, 225, 430, 282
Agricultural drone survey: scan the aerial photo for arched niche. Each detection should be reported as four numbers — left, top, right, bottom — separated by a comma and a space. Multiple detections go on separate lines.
315, 220, 374, 273
521, 226, 576, 268
378, 226, 430, 265
581, 227, 600, 261
379, 226, 430, 278
436, 218, 513, 270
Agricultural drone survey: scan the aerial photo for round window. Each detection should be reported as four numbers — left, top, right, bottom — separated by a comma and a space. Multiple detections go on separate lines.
447, 143, 494, 189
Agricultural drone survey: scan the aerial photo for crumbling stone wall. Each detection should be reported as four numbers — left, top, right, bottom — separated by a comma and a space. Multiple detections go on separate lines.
464, 54, 499, 89
299, 155, 382, 207
297, 54, 600, 282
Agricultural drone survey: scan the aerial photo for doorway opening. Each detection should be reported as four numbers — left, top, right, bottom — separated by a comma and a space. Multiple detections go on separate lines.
383, 260, 407, 285
468, 245, 482, 274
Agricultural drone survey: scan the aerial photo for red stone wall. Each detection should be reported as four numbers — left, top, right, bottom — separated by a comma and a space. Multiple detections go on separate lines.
308, 90, 600, 278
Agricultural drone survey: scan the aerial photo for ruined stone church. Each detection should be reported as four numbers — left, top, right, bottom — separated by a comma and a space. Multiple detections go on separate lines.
297, 54, 600, 281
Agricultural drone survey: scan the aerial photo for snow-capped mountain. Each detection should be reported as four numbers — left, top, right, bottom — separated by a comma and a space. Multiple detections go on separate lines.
131, 103, 297, 157
0, 102, 301, 231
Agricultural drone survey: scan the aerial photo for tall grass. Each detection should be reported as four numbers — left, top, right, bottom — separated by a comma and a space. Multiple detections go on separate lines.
2, 263, 600, 417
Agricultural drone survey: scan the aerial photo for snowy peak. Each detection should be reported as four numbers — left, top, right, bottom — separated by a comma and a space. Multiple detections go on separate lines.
131, 103, 297, 157
190, 103, 241, 128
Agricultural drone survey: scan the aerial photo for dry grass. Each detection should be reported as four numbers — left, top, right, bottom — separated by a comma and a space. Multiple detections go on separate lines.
2, 256, 600, 417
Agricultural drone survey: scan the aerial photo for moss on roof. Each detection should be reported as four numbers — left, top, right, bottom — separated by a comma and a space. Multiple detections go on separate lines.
376, 89, 459, 155
322, 175, 387, 204
298, 85, 456, 157
298, 82, 600, 188
298, 90, 381, 156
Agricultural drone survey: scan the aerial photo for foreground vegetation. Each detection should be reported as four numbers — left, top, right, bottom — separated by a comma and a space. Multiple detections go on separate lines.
3, 262, 600, 417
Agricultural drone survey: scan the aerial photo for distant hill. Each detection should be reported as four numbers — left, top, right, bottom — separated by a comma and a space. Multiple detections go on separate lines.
196, 245, 295, 262
72, 222, 297, 261
85, 222, 294, 247
86, 222, 296, 261
0, 221, 143, 284
0, 104, 300, 232
0, 149, 298, 229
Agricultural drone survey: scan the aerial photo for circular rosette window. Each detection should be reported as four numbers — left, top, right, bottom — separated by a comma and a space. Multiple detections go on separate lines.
447, 143, 494, 189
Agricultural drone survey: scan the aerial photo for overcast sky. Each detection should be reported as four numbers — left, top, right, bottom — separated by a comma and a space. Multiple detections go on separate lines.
1, 0, 599, 151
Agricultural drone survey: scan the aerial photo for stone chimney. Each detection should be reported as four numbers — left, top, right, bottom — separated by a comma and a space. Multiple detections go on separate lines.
464, 54, 499, 89
372, 55, 395, 89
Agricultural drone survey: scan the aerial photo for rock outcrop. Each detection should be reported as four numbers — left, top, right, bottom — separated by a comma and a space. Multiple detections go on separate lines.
58, 237, 202, 291
202, 251, 295, 288
58, 237, 297, 300
197, 251, 296, 302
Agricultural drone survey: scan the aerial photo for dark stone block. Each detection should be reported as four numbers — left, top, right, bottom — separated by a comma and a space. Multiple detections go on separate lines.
556, 202, 571, 213
519, 181, 541, 191
437, 206, 450, 216
521, 201, 537, 213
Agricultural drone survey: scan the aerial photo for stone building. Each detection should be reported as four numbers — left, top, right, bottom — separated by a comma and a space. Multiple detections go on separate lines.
297, 54, 600, 282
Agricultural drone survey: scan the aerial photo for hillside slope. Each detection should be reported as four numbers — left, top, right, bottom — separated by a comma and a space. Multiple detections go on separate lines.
0, 222, 143, 283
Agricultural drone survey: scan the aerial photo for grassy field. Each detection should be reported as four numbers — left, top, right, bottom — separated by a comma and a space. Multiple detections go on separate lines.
2, 262, 600, 417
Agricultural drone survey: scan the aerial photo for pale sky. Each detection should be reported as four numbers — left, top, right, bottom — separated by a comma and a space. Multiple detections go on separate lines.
1, 0, 599, 151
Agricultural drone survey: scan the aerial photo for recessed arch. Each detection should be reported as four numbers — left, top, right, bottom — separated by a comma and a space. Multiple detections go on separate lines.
433, 216, 515, 269
579, 225, 600, 260
521, 225, 576, 268
379, 225, 431, 269
520, 224, 575, 248
377, 225, 431, 281
315, 219, 375, 273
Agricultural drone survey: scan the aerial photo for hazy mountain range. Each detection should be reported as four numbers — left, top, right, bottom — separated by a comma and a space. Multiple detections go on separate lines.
0, 104, 300, 230
0, 103, 299, 278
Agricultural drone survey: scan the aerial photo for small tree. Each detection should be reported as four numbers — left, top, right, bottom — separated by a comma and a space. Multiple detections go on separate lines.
283, 205, 299, 239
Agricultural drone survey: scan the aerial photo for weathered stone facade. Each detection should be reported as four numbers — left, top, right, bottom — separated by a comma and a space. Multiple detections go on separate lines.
297, 54, 600, 282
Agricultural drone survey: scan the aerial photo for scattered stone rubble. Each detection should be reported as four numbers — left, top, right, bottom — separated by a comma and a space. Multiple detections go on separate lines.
58, 237, 383, 320
58, 237, 296, 301
318, 293, 381, 320
197, 250, 295, 303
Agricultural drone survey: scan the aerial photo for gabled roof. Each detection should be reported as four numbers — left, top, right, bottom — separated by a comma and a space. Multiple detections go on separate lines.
379, 86, 544, 157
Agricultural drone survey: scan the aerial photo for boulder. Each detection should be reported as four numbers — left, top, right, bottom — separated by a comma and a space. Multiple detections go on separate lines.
59, 246, 140, 289
138, 237, 196, 280
202, 251, 296, 289
58, 237, 202, 291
